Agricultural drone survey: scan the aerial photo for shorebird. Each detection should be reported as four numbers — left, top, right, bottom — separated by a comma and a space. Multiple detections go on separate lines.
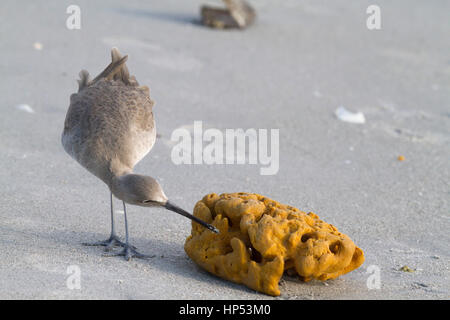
62, 48, 218, 260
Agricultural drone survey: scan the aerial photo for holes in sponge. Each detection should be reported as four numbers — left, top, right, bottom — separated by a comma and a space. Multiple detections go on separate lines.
329, 241, 340, 254
301, 233, 314, 243
249, 246, 262, 263
223, 245, 233, 255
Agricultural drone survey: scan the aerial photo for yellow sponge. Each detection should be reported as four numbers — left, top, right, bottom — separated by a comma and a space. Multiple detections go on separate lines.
184, 193, 365, 296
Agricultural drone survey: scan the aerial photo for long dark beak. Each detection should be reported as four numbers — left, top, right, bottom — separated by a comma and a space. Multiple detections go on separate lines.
164, 201, 219, 234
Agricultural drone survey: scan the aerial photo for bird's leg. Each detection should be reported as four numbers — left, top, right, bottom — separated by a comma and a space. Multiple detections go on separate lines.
103, 201, 154, 261
83, 192, 129, 250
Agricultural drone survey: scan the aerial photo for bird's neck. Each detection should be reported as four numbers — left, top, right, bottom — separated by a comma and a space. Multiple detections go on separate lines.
110, 172, 133, 203
108, 158, 132, 182
107, 158, 134, 195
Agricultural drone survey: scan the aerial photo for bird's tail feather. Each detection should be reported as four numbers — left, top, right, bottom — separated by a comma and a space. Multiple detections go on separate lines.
91, 48, 129, 84
77, 70, 91, 92
110, 48, 131, 84
77, 48, 137, 91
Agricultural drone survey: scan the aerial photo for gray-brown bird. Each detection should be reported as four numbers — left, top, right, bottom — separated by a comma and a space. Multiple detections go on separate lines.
62, 48, 218, 260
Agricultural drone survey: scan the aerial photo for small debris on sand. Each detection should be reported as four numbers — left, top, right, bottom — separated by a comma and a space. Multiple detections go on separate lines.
335, 106, 366, 124
201, 0, 256, 29
398, 155, 405, 161
16, 104, 35, 113
412, 282, 428, 289
399, 265, 415, 273
33, 42, 43, 50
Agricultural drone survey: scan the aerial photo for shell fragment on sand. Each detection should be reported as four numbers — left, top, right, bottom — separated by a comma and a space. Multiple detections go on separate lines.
335, 106, 366, 124
16, 104, 35, 113
184, 193, 365, 296
33, 42, 43, 50
201, 0, 256, 29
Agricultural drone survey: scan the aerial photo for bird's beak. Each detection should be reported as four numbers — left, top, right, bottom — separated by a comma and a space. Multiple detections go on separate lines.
164, 201, 219, 234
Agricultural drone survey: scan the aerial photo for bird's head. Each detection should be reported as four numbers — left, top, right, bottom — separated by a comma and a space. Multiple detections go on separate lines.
111, 174, 218, 233
112, 174, 168, 206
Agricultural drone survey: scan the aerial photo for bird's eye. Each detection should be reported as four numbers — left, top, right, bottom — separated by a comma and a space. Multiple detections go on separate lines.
143, 200, 154, 204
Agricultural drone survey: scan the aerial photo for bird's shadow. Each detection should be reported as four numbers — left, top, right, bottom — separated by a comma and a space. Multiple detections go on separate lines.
40, 228, 259, 296
109, 7, 204, 27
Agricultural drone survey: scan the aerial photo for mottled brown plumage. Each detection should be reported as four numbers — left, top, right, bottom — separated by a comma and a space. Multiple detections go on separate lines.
63, 48, 155, 187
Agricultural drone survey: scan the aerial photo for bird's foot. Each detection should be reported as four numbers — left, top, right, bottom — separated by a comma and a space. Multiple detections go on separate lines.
82, 235, 135, 252
102, 245, 155, 261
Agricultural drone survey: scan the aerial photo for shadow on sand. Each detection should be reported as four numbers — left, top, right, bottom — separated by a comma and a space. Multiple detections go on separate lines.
110, 7, 203, 27
30, 227, 257, 296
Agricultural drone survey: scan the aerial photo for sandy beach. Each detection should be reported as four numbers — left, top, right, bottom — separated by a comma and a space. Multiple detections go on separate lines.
0, 0, 448, 299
